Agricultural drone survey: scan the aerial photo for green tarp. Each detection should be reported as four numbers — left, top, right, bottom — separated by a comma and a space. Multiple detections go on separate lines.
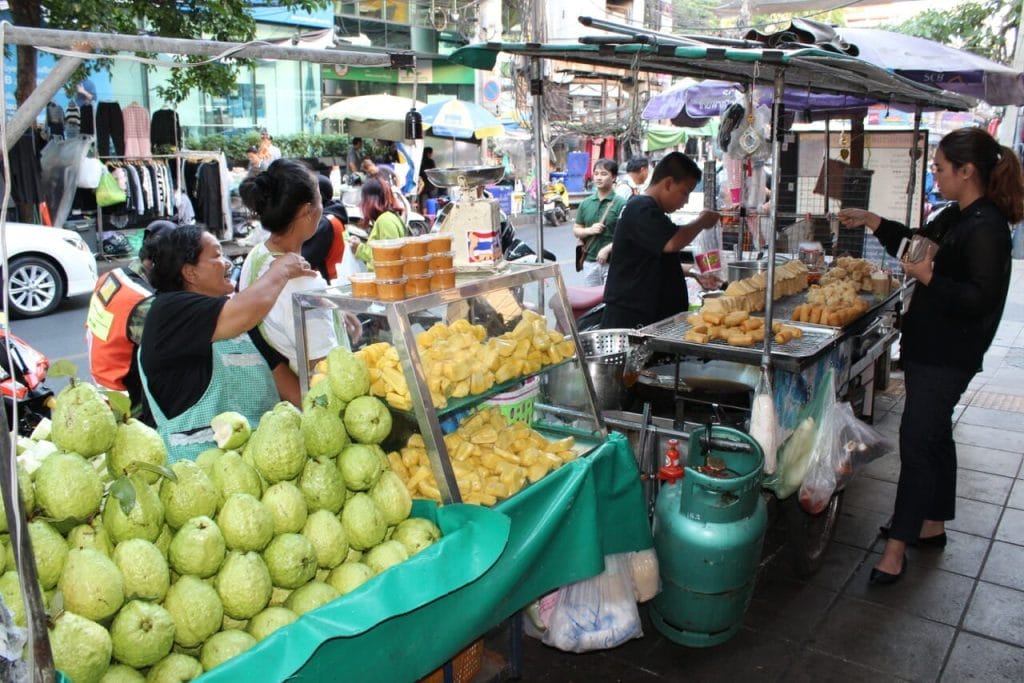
646, 121, 719, 151
198, 432, 652, 682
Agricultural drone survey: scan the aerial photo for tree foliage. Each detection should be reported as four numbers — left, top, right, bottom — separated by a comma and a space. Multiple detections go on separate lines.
885, 0, 1019, 64
8, 0, 328, 106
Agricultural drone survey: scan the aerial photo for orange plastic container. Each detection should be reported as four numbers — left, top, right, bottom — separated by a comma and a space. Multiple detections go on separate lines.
405, 273, 432, 297
401, 236, 431, 258
430, 268, 456, 291
348, 272, 377, 298
403, 256, 430, 277
429, 251, 454, 271
376, 277, 408, 301
373, 259, 405, 280
371, 238, 406, 261
425, 234, 453, 254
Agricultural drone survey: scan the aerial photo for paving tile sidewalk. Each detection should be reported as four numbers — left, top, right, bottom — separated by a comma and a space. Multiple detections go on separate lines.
514, 261, 1024, 682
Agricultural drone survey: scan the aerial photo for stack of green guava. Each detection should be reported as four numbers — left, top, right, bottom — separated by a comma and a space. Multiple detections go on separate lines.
1, 348, 441, 683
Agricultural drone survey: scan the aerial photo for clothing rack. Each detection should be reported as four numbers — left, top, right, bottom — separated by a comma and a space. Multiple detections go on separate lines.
95, 150, 231, 248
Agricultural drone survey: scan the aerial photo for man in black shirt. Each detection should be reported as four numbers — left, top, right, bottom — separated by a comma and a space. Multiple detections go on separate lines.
602, 152, 719, 329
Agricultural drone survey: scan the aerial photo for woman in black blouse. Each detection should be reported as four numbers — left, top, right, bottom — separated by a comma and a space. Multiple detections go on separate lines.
839, 128, 1024, 585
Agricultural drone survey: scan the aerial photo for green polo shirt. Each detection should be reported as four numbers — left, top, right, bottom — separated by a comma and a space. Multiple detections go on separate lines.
576, 192, 627, 260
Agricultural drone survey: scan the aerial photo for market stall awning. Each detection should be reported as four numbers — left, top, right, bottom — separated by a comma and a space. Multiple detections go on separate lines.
449, 42, 975, 112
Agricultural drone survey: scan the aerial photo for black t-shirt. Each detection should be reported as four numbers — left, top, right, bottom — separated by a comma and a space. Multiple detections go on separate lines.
602, 195, 687, 328
140, 291, 285, 419
302, 202, 349, 280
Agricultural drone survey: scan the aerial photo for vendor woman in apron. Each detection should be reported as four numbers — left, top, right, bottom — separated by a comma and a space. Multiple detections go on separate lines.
139, 224, 316, 462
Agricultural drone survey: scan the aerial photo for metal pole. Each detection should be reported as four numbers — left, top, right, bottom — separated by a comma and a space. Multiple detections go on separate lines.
3, 54, 83, 150
905, 107, 923, 229
531, 0, 545, 264
761, 71, 785, 368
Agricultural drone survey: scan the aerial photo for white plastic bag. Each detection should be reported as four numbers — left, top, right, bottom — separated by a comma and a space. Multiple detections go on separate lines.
336, 237, 366, 281
542, 554, 643, 653
749, 369, 779, 474
76, 157, 104, 189
627, 548, 661, 602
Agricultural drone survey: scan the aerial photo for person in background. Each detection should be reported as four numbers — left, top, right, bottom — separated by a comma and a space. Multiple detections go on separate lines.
86, 220, 177, 425
362, 157, 397, 186
139, 225, 315, 463
302, 174, 350, 281
239, 160, 338, 373
838, 127, 1023, 585
573, 159, 627, 286
75, 78, 97, 108
624, 156, 650, 196
349, 177, 407, 270
257, 128, 281, 169
602, 152, 720, 329
347, 137, 365, 174
245, 145, 261, 178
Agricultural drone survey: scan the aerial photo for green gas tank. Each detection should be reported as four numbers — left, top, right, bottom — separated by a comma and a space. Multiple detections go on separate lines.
649, 425, 766, 648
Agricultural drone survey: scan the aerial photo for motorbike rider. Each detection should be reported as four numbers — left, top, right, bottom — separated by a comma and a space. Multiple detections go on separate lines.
85, 219, 178, 424
302, 174, 350, 281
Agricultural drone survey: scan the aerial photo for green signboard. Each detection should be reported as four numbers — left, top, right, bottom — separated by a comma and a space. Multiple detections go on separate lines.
323, 62, 475, 85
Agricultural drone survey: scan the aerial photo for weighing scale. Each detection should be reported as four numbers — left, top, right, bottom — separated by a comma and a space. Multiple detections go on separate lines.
424, 165, 505, 269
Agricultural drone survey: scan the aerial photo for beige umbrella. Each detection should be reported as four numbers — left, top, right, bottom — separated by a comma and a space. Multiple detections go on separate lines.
316, 94, 428, 141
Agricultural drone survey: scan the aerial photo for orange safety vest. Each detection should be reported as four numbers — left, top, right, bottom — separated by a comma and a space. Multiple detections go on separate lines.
85, 268, 153, 391
324, 214, 346, 281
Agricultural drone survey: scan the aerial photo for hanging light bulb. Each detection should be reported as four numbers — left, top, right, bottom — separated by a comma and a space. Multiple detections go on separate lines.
405, 57, 423, 140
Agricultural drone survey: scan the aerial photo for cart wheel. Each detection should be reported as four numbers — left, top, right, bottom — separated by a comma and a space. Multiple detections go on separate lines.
784, 490, 844, 578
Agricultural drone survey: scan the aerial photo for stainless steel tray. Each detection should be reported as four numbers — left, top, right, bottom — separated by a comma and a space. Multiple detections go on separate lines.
638, 312, 839, 371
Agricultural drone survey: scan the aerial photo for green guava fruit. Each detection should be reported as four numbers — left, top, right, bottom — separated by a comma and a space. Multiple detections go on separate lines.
34, 451, 104, 523
100, 664, 146, 682
337, 444, 383, 492
261, 481, 308, 535
162, 575, 223, 648
302, 403, 348, 459
326, 347, 370, 402
145, 653, 203, 683
195, 448, 225, 477
215, 550, 272, 620
110, 600, 176, 668
158, 460, 218, 530
168, 515, 226, 578
262, 533, 317, 589
369, 470, 413, 526
208, 451, 262, 506
247, 606, 298, 641
364, 540, 410, 575
113, 538, 170, 601
340, 493, 387, 551
50, 382, 118, 457
199, 629, 256, 672
302, 509, 349, 569
298, 457, 347, 513
271, 401, 302, 429
248, 411, 307, 484
302, 379, 346, 416
393, 517, 442, 556
153, 524, 173, 558
326, 562, 374, 596
50, 610, 113, 683
66, 523, 115, 557
29, 519, 68, 589
103, 474, 165, 544
210, 411, 252, 450
283, 580, 339, 615
342, 396, 392, 445
59, 548, 125, 622
267, 586, 292, 608
0, 463, 34, 533
217, 493, 274, 552
108, 418, 168, 484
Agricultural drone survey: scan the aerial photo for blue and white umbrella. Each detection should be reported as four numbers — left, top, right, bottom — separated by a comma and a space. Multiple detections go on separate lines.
421, 99, 505, 140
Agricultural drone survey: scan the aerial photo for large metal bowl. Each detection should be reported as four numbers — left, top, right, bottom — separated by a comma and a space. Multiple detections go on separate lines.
424, 165, 505, 189
727, 256, 792, 284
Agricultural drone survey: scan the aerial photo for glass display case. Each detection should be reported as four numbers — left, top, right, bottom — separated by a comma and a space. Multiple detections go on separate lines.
292, 263, 606, 505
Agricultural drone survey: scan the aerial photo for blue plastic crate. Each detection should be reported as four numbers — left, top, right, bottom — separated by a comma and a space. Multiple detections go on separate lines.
567, 151, 590, 176
486, 185, 513, 214
565, 174, 586, 193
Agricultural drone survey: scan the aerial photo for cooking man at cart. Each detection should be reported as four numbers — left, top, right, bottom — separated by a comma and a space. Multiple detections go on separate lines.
601, 152, 720, 329
138, 225, 316, 463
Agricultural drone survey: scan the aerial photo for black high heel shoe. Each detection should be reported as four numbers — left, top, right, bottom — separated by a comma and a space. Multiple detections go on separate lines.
869, 554, 907, 586
878, 526, 948, 548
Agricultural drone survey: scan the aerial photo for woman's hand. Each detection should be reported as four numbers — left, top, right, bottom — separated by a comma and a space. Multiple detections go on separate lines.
902, 255, 934, 285
838, 208, 882, 232
347, 235, 363, 252
268, 252, 316, 281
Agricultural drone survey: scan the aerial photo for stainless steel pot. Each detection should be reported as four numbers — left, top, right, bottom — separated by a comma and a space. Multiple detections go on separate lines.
546, 329, 634, 411
727, 256, 792, 284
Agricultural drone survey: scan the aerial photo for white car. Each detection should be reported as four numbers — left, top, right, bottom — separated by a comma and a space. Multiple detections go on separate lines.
2, 222, 98, 318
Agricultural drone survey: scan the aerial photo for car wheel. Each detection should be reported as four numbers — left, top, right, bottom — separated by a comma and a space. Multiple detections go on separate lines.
8, 256, 64, 318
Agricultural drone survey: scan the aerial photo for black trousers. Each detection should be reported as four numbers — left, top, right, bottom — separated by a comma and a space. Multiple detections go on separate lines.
96, 101, 125, 157
889, 360, 975, 542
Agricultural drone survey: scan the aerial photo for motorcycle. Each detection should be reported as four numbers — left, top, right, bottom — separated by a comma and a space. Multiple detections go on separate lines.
542, 180, 570, 227
0, 331, 54, 436
566, 286, 606, 332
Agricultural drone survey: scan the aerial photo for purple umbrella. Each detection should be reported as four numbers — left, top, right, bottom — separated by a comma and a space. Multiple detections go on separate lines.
642, 79, 879, 125
837, 27, 1024, 106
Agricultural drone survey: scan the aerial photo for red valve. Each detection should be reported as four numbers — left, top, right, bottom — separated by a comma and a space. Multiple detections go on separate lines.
658, 439, 685, 485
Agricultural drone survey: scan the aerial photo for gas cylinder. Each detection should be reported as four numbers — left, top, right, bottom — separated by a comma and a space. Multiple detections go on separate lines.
649, 425, 766, 648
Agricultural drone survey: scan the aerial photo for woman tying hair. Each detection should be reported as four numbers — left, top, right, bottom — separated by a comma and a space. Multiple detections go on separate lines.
238, 159, 338, 372
139, 225, 315, 463
838, 127, 1024, 585
348, 177, 407, 271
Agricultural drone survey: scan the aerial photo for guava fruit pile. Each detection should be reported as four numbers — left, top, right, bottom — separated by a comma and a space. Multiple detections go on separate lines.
1, 351, 441, 683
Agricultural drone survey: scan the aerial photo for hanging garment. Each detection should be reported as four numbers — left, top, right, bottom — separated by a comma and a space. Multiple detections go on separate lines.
197, 161, 224, 236
65, 102, 81, 138
45, 102, 65, 140
79, 103, 96, 136
122, 102, 152, 157
95, 101, 125, 157
4, 130, 44, 205
150, 109, 182, 148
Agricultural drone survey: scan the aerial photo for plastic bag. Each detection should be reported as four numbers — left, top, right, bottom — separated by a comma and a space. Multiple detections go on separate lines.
626, 548, 661, 602
541, 553, 643, 653
336, 237, 366, 282
692, 224, 724, 276
798, 401, 896, 513
764, 371, 835, 499
76, 157, 104, 189
749, 369, 779, 474
95, 169, 126, 207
